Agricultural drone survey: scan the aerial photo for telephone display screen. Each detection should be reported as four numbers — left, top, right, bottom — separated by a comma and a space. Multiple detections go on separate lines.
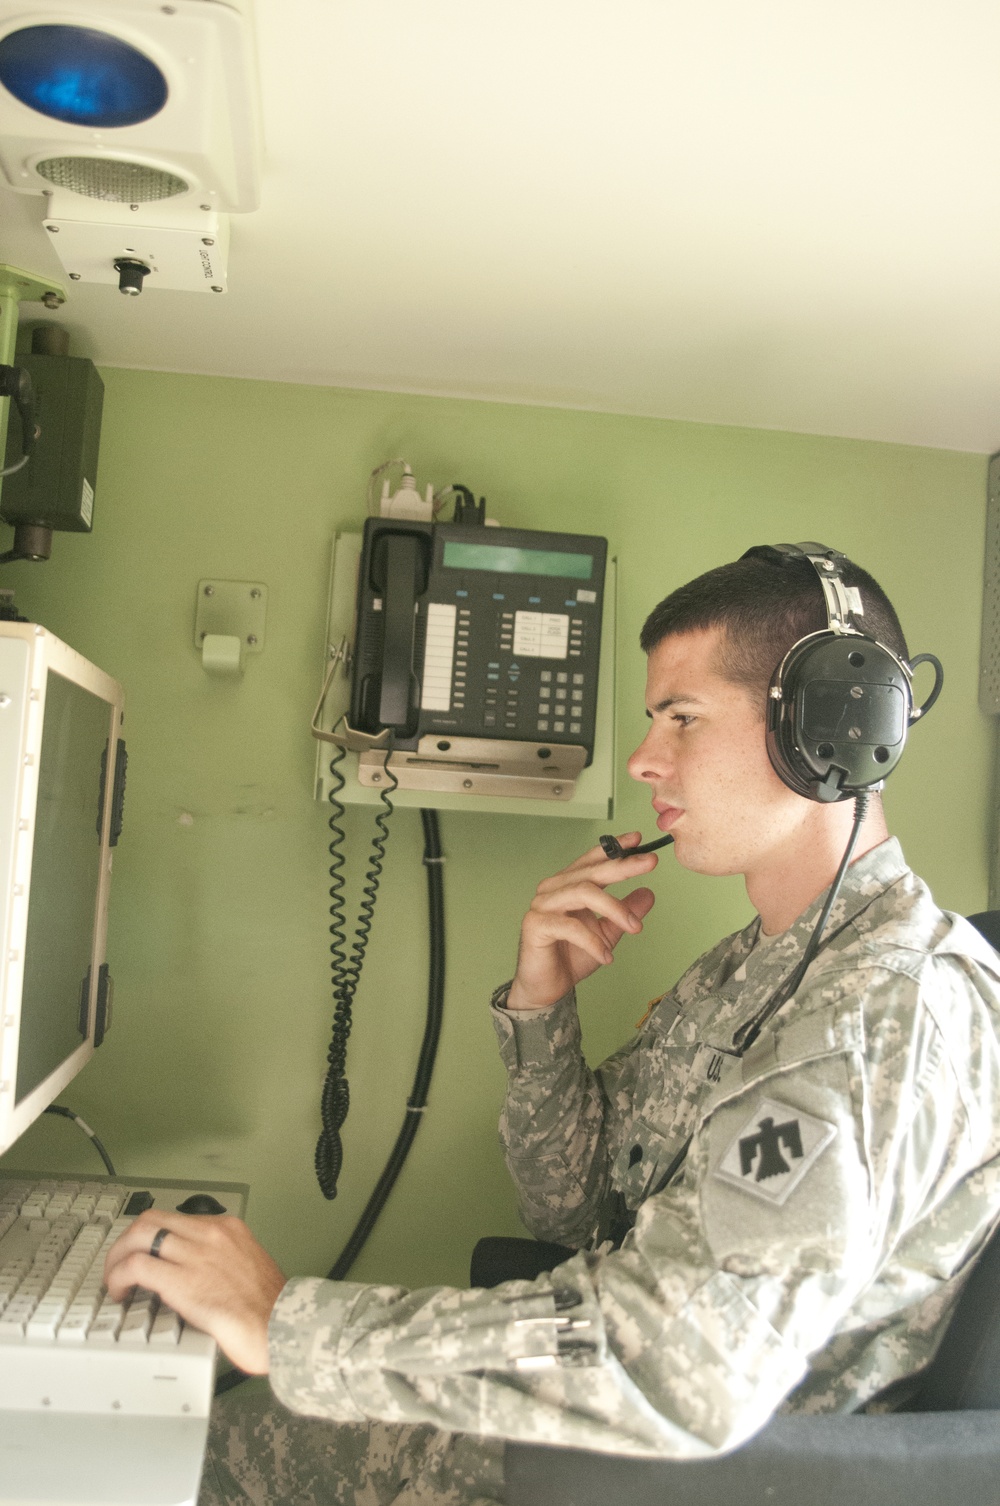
442, 541, 593, 580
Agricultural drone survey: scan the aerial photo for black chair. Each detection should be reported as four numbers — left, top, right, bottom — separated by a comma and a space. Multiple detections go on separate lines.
493, 910, 1000, 1506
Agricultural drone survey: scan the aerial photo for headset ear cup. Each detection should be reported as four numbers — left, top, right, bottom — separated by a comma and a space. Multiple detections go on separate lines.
765, 649, 823, 800
766, 632, 912, 803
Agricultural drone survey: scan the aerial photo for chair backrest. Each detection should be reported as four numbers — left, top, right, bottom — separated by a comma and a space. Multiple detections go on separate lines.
913, 1213, 1000, 1409
967, 910, 1000, 952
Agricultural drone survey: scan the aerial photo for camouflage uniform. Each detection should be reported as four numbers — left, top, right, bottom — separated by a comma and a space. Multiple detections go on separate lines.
202, 838, 1000, 1501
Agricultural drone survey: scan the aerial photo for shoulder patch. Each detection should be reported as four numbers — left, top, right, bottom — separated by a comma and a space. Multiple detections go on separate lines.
714, 1096, 836, 1206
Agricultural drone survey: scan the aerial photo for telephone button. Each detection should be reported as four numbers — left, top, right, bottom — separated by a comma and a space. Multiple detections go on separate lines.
553, 722, 565, 733
537, 721, 549, 731
572, 674, 585, 685
556, 672, 568, 684
540, 671, 552, 683
570, 722, 581, 734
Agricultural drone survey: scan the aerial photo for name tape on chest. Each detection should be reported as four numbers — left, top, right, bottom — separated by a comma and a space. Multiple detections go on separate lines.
714, 1097, 836, 1207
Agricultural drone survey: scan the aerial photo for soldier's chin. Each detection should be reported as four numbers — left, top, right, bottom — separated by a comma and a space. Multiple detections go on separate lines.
671, 835, 742, 878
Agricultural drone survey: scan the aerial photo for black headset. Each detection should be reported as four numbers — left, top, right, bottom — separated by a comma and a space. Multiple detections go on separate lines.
744, 541, 944, 803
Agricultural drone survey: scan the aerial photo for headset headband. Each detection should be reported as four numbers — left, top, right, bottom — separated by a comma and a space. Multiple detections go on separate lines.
765, 542, 866, 635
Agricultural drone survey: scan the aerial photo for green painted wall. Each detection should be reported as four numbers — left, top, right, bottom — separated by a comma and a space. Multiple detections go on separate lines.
0, 369, 991, 1293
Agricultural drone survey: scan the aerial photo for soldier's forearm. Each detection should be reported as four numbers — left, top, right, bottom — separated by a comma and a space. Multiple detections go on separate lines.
491, 985, 614, 1240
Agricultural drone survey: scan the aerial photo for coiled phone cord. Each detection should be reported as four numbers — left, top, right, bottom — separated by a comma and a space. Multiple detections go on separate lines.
315, 737, 398, 1200
327, 807, 446, 1280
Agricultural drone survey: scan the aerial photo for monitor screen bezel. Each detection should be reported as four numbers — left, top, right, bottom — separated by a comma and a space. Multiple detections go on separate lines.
0, 623, 124, 1155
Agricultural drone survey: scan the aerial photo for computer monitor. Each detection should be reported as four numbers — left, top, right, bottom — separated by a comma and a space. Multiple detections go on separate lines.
0, 621, 125, 1155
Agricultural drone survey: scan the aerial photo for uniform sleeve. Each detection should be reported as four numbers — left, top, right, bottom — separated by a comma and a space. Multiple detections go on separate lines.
488, 984, 642, 1248
267, 962, 996, 1458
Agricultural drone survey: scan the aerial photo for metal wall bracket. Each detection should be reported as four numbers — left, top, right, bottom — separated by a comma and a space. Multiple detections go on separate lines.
194, 579, 267, 674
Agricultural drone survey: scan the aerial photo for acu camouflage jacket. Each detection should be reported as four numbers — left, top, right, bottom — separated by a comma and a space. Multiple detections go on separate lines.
268, 839, 1000, 1459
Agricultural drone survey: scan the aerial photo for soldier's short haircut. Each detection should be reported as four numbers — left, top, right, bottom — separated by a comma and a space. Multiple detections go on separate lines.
639, 551, 909, 712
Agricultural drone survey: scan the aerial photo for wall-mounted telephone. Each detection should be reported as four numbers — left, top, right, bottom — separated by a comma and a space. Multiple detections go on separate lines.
329, 516, 608, 801
309, 481, 613, 1250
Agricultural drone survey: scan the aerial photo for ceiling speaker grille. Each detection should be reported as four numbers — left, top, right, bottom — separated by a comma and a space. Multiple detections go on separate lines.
35, 156, 188, 202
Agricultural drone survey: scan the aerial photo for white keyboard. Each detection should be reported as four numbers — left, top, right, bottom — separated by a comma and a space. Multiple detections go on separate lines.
0, 1172, 247, 1420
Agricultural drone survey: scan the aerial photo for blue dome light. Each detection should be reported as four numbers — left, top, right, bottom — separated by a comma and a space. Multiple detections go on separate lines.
0, 25, 167, 129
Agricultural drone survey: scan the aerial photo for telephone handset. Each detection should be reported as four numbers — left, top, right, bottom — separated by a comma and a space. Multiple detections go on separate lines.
364, 527, 432, 737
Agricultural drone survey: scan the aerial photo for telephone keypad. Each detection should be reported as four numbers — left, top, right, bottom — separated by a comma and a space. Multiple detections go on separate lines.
423, 532, 602, 748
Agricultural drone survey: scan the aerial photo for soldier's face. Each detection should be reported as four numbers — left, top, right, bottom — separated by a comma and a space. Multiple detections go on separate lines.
627, 626, 807, 880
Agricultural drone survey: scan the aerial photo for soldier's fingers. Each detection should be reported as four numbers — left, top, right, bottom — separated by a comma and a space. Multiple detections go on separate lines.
594, 887, 657, 949
104, 1248, 191, 1306
104, 1210, 245, 1286
523, 911, 614, 968
536, 846, 658, 902
623, 887, 657, 923
530, 880, 645, 935
535, 834, 647, 892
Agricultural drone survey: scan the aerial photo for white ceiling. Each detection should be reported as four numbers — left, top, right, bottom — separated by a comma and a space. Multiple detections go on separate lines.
2, 0, 1000, 452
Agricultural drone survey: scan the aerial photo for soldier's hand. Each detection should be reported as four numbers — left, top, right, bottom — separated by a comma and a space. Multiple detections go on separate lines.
507, 834, 657, 1011
103, 1210, 287, 1374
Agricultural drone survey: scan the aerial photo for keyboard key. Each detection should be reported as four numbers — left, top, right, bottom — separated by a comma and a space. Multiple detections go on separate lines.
119, 1289, 157, 1345
56, 1307, 96, 1342
150, 1306, 182, 1346
27, 1301, 65, 1340
123, 1191, 155, 1216
87, 1298, 127, 1344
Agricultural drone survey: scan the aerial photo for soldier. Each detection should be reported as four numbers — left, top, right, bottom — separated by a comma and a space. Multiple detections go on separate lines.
105, 546, 1000, 1506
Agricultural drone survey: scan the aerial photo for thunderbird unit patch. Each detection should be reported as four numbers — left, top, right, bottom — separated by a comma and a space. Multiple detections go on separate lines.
714, 1096, 836, 1206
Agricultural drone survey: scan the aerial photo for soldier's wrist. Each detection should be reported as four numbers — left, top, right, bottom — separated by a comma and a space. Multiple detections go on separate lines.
505, 977, 565, 1012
